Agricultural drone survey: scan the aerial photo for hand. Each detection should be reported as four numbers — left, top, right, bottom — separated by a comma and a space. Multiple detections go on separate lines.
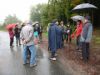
22, 40, 26, 44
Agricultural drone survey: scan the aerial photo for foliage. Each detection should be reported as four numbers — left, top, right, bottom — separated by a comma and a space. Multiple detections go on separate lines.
3, 15, 21, 26
30, 0, 100, 31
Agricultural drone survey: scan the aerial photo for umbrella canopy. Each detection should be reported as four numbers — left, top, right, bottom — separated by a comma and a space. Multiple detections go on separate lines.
6, 23, 17, 30
71, 15, 84, 21
72, 3, 97, 12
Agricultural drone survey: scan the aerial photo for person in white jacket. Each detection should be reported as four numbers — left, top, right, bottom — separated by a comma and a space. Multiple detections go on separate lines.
20, 21, 37, 67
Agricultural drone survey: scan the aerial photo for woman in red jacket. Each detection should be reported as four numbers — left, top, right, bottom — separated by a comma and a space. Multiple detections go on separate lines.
8, 28, 14, 47
72, 20, 82, 50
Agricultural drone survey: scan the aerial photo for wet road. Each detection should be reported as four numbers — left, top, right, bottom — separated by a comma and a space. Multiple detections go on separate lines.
0, 31, 72, 75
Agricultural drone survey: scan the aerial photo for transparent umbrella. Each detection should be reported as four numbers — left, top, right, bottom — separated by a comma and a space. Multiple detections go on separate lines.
71, 15, 84, 22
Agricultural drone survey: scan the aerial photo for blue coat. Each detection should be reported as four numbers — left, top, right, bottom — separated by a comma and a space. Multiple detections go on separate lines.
48, 23, 62, 52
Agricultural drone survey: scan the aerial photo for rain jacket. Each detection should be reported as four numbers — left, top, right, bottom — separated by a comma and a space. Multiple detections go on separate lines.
71, 23, 82, 38
80, 21, 93, 42
48, 23, 62, 52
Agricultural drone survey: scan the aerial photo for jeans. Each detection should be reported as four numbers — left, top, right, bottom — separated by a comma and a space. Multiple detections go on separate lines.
23, 45, 36, 65
16, 37, 20, 45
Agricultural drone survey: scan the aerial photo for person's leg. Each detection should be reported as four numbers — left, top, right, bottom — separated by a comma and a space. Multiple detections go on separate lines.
82, 42, 88, 62
29, 45, 36, 65
66, 34, 68, 43
50, 50, 56, 60
76, 36, 80, 50
23, 46, 28, 64
16, 37, 18, 46
51, 51, 55, 58
86, 43, 90, 60
10, 38, 14, 47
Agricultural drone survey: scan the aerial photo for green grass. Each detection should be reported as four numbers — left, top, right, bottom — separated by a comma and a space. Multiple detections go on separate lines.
0, 26, 6, 31
94, 37, 100, 44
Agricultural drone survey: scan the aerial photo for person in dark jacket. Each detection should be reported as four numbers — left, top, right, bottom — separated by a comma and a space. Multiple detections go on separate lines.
14, 24, 20, 46
48, 19, 62, 61
80, 16, 93, 62
59, 21, 65, 48
65, 24, 72, 43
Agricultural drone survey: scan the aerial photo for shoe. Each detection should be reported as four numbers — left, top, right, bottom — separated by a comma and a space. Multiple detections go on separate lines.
30, 63, 37, 67
50, 57, 57, 61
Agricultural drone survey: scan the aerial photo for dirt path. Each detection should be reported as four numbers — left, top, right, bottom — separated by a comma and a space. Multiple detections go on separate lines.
40, 34, 100, 75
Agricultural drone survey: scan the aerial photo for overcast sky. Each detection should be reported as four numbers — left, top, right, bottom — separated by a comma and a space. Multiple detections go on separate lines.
0, 0, 48, 23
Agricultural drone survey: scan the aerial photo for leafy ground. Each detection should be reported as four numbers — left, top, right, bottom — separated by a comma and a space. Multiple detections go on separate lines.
41, 29, 100, 75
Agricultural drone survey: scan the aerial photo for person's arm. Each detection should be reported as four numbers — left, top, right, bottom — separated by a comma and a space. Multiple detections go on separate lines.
20, 29, 24, 40
85, 25, 93, 43
25, 27, 33, 43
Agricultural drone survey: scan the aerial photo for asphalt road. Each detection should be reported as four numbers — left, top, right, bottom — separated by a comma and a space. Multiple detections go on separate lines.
0, 31, 72, 75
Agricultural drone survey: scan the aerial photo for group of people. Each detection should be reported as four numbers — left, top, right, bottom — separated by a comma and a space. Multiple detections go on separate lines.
8, 24, 21, 47
48, 19, 72, 61
8, 15, 93, 68
8, 21, 42, 67
48, 16, 93, 62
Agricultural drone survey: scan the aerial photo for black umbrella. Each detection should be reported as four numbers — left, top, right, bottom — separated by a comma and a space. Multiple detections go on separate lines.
72, 3, 97, 12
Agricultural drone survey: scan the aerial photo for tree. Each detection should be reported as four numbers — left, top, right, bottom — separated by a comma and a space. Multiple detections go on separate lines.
3, 15, 21, 26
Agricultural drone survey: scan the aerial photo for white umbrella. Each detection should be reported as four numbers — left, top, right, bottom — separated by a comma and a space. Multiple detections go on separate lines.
72, 3, 97, 11
71, 15, 84, 21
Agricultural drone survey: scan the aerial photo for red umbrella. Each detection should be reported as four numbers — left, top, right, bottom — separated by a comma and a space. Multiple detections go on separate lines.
6, 23, 17, 30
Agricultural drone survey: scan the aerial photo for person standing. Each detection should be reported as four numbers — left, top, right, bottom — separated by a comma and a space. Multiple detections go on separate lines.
71, 20, 83, 50
59, 21, 65, 48
20, 21, 37, 67
14, 24, 20, 46
65, 24, 72, 43
80, 16, 93, 62
48, 19, 62, 61
8, 28, 14, 48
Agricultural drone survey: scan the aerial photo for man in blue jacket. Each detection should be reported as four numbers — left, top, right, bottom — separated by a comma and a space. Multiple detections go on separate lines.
48, 19, 62, 61
80, 16, 93, 62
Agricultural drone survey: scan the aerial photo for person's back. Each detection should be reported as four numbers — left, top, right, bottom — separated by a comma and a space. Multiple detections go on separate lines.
21, 25, 34, 46
20, 22, 36, 67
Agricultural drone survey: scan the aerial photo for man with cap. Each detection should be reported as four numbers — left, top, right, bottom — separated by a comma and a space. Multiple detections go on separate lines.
80, 16, 93, 62
20, 21, 37, 67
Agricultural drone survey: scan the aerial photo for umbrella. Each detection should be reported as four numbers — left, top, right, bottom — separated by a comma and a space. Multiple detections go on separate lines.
71, 15, 84, 21
6, 23, 17, 30
72, 3, 97, 12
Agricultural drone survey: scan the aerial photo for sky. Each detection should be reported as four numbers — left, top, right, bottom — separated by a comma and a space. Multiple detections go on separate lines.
0, 0, 48, 23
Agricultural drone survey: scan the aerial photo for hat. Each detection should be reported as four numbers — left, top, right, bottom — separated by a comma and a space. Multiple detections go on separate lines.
25, 20, 33, 25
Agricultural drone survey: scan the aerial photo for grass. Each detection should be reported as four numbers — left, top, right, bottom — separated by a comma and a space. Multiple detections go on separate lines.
0, 26, 6, 31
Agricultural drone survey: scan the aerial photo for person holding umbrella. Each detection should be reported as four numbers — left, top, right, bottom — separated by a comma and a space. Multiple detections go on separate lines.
6, 23, 16, 48
8, 28, 14, 48
80, 16, 93, 62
